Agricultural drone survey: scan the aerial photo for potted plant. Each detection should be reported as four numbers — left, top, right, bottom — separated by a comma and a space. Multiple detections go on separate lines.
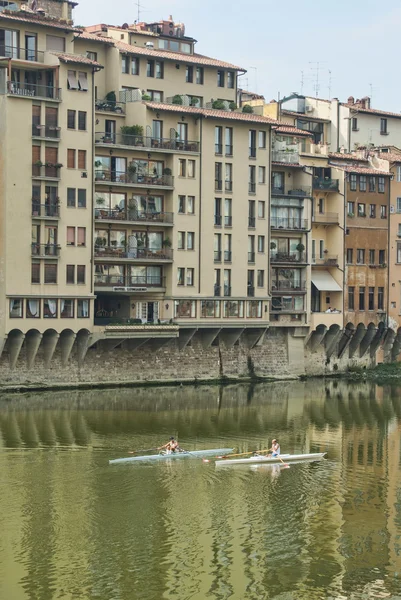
296, 243, 305, 253
105, 91, 116, 104
229, 102, 237, 110
163, 167, 172, 176
162, 238, 172, 248
212, 99, 225, 110
190, 97, 199, 106
142, 94, 151, 101
242, 105, 254, 114
128, 200, 137, 219
270, 242, 276, 250
172, 94, 183, 105
127, 163, 137, 182
34, 160, 43, 168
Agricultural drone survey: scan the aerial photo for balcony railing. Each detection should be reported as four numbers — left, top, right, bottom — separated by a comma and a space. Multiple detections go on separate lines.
214, 250, 222, 262
225, 180, 233, 192
312, 213, 339, 224
95, 170, 174, 187
313, 178, 339, 192
249, 147, 256, 158
95, 100, 125, 114
214, 215, 222, 226
95, 132, 199, 152
0, 45, 45, 62
32, 203, 60, 218
224, 285, 231, 297
249, 182, 256, 194
94, 275, 166, 287
31, 243, 60, 257
224, 250, 232, 262
312, 255, 339, 266
270, 253, 306, 264
8, 81, 61, 100
94, 246, 173, 260
95, 208, 173, 224
215, 179, 223, 191
215, 143, 223, 154
272, 281, 307, 291
32, 124, 61, 139
224, 216, 232, 226
272, 150, 300, 164
271, 217, 308, 230
225, 144, 233, 156
271, 186, 311, 197
248, 252, 255, 263
248, 217, 256, 228
214, 285, 221, 297
247, 286, 255, 297
32, 165, 61, 179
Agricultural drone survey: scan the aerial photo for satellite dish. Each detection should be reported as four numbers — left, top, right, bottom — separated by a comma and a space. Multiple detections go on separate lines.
122, 23, 129, 29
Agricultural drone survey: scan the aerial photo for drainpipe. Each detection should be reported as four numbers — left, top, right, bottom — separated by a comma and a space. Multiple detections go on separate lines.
91, 67, 101, 298
198, 116, 203, 293
387, 174, 391, 329
267, 125, 272, 304
341, 174, 347, 318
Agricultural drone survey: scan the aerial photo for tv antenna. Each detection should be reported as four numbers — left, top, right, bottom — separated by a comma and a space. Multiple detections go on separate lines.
309, 61, 327, 98
328, 70, 332, 99
134, 0, 145, 22
250, 66, 258, 93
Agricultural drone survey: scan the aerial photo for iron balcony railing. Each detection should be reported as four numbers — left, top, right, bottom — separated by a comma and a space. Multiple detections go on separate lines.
248, 252, 255, 263
95, 170, 174, 187
8, 81, 61, 100
249, 182, 256, 193
223, 285, 231, 297
270, 253, 306, 264
95, 208, 173, 224
313, 178, 339, 192
225, 144, 233, 156
312, 255, 339, 266
215, 179, 223, 191
32, 203, 60, 218
248, 216, 256, 228
225, 180, 233, 192
94, 246, 173, 260
214, 250, 222, 262
94, 275, 166, 287
272, 281, 307, 291
0, 45, 45, 62
32, 124, 61, 139
272, 150, 300, 164
224, 216, 232, 226
32, 165, 61, 179
224, 250, 232, 262
31, 243, 60, 257
271, 186, 312, 197
271, 217, 308, 230
95, 100, 125, 114
247, 286, 255, 297
312, 213, 339, 224
214, 215, 222, 226
95, 132, 199, 152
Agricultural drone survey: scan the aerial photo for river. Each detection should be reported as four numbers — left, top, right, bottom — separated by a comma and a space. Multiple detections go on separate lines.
1, 380, 401, 600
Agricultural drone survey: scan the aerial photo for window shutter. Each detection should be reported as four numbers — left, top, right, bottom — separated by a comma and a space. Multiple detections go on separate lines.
32, 145, 40, 163
78, 150, 86, 170
46, 35, 65, 51
78, 71, 88, 91
77, 227, 86, 246
45, 147, 57, 164
67, 227, 75, 245
67, 70, 78, 90
67, 149, 76, 168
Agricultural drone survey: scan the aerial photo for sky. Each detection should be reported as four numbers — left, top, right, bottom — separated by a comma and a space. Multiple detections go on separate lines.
74, 0, 401, 112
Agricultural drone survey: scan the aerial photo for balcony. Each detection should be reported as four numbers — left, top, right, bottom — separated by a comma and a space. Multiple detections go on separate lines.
7, 81, 61, 101
313, 178, 339, 192
32, 203, 60, 219
95, 100, 125, 114
95, 208, 173, 226
214, 250, 222, 262
271, 186, 311, 197
225, 145, 233, 156
272, 150, 300, 164
224, 250, 232, 262
270, 253, 306, 264
272, 281, 307, 292
215, 179, 223, 191
271, 217, 308, 230
95, 170, 174, 189
248, 252, 255, 263
312, 212, 339, 225
247, 286, 255, 297
310, 311, 343, 329
1, 45, 45, 62
94, 246, 173, 261
214, 215, 222, 226
225, 180, 233, 192
32, 124, 61, 140
94, 275, 166, 289
248, 217, 256, 228
224, 216, 232, 227
312, 255, 339, 266
32, 164, 61, 180
249, 182, 256, 194
31, 243, 60, 258
215, 143, 223, 155
95, 132, 199, 153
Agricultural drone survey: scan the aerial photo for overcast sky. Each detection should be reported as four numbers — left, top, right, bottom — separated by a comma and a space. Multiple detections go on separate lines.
75, 0, 401, 112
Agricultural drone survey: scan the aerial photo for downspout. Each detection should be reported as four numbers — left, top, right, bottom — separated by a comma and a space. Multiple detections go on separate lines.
267, 126, 272, 305
336, 100, 340, 151
90, 67, 101, 298
198, 116, 203, 293
342, 174, 347, 318
387, 173, 391, 329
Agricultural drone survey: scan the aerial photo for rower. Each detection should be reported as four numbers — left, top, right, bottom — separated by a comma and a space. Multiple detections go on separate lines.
158, 436, 180, 454
269, 439, 280, 457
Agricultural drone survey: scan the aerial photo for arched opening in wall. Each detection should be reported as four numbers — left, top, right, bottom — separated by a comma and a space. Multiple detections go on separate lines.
337, 323, 355, 358
2, 329, 24, 367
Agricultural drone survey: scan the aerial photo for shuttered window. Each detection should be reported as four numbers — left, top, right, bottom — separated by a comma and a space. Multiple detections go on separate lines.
66, 265, 75, 284
77, 265, 85, 283
32, 105, 40, 132
67, 227, 75, 245
77, 227, 86, 246
78, 111, 86, 130
67, 149, 76, 168
78, 150, 86, 169
67, 109, 76, 129
32, 146, 40, 173
67, 70, 78, 90
31, 262, 40, 284
78, 71, 88, 91
45, 147, 57, 164
44, 263, 57, 284
45, 107, 57, 128
46, 34, 65, 51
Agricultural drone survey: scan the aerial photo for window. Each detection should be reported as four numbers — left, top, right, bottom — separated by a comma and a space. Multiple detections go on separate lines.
66, 264, 75, 284
67, 70, 78, 90
86, 50, 97, 62
147, 60, 154, 77
249, 130, 256, 158
225, 163, 232, 191
397, 166, 401, 183
257, 270, 264, 287
177, 267, 185, 285
78, 150, 86, 170
187, 196, 195, 214
155, 61, 163, 79
31, 262, 40, 284
357, 248, 365, 264
78, 111, 86, 131
78, 189, 86, 208
378, 287, 384, 310
67, 109, 76, 129
196, 67, 203, 84
258, 131, 266, 148
77, 227, 86, 246
78, 72, 88, 91
188, 160, 195, 178
77, 300, 89, 318
67, 149, 76, 169
215, 126, 223, 154
350, 174, 357, 191
186, 65, 193, 83
258, 236, 265, 253
67, 227, 75, 246
258, 201, 265, 218
381, 205, 387, 219
346, 248, 353, 264
249, 165, 256, 193
121, 54, 129, 73
369, 176, 376, 192
10, 299, 23, 318
186, 268, 194, 286
359, 287, 365, 311
77, 265, 85, 284
131, 57, 139, 75
46, 34, 65, 51
397, 243, 401, 263
217, 70, 225, 87
215, 162, 222, 190
369, 249, 375, 265
187, 232, 195, 250
178, 196, 185, 213
369, 204, 376, 218
397, 198, 401, 213
26, 299, 40, 318
379, 249, 385, 265
67, 188, 76, 207
224, 269, 231, 296
225, 127, 233, 156
357, 203, 366, 217
227, 71, 235, 88
179, 159, 186, 177
368, 287, 375, 311
258, 166, 266, 184
348, 286, 355, 310
178, 232, 185, 249
147, 90, 163, 102
61, 299, 74, 318
319, 240, 324, 259
176, 122, 187, 142
347, 201, 355, 216
44, 263, 57, 284
379, 177, 385, 193
359, 175, 367, 191
224, 198, 232, 226
380, 118, 388, 134
352, 117, 358, 131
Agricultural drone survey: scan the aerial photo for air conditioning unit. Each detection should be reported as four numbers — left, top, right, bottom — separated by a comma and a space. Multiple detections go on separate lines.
305, 105, 313, 113
145, 42, 154, 49
390, 205, 395, 213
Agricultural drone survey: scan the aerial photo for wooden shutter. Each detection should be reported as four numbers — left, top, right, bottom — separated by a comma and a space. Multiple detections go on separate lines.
32, 145, 40, 163
78, 150, 86, 170
77, 227, 86, 246
67, 149, 76, 168
45, 147, 57, 163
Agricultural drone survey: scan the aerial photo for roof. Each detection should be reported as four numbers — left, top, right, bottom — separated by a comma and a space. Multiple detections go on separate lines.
144, 102, 279, 125
271, 162, 304, 169
329, 152, 368, 162
331, 164, 391, 176
311, 271, 342, 292
74, 31, 115, 45
281, 109, 331, 123
375, 152, 401, 164
274, 125, 313, 138
0, 11, 79, 32
52, 52, 103, 68
115, 40, 245, 71
85, 23, 159, 37
342, 103, 401, 120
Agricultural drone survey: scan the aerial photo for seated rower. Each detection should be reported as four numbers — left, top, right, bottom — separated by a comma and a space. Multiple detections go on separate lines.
158, 436, 180, 454
269, 439, 280, 457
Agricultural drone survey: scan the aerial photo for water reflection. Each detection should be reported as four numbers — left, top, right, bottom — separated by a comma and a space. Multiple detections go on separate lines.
1, 380, 401, 599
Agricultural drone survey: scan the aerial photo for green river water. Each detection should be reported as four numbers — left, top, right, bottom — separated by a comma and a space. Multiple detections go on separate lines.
1, 380, 401, 600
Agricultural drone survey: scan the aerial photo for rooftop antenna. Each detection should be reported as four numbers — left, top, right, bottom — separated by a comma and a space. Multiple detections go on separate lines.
250, 66, 257, 93
328, 70, 332, 100
300, 70, 304, 94
134, 0, 144, 22
309, 61, 327, 98
369, 83, 374, 106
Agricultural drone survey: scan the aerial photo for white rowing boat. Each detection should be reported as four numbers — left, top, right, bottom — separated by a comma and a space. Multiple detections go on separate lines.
109, 448, 234, 465
215, 452, 326, 467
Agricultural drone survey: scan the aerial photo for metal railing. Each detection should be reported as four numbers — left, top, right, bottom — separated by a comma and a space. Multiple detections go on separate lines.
272, 150, 299, 164
94, 246, 173, 260
95, 100, 125, 114
0, 45, 45, 62
313, 178, 339, 191
312, 213, 339, 224
270, 253, 306, 263
95, 132, 199, 152
271, 186, 312, 197
224, 250, 232, 262
271, 217, 308, 230
249, 182, 256, 193
32, 165, 61, 179
247, 286, 255, 297
224, 216, 232, 226
8, 81, 61, 100
32, 124, 61, 139
32, 203, 60, 218
312, 255, 339, 266
95, 170, 174, 187
248, 217, 256, 228
95, 208, 173, 224
214, 215, 222, 226
215, 143, 223, 154
225, 180, 233, 192
215, 179, 223, 191
225, 145, 233, 156
272, 281, 307, 291
214, 250, 222, 262
31, 243, 60, 257
248, 252, 255, 263
94, 275, 166, 287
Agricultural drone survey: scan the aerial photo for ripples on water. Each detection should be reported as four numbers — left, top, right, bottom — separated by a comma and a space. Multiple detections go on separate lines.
1, 381, 401, 599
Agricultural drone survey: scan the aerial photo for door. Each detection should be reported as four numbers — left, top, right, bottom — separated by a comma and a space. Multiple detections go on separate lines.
105, 119, 116, 143
46, 70, 54, 98
147, 302, 159, 323
25, 33, 37, 61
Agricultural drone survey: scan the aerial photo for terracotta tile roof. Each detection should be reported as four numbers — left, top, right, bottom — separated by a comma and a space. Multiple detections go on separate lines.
115, 40, 245, 71
375, 152, 401, 164
271, 161, 304, 168
274, 125, 313, 137
74, 31, 115, 45
144, 101, 279, 125
0, 11, 78, 32
85, 23, 159, 36
331, 164, 391, 176
52, 52, 103, 68
329, 152, 368, 162
281, 109, 331, 123
342, 103, 401, 119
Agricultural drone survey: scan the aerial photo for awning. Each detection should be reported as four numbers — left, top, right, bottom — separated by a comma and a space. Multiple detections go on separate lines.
311, 271, 342, 292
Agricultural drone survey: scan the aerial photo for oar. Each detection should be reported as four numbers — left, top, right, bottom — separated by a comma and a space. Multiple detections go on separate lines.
276, 455, 290, 468
128, 447, 160, 455
220, 449, 271, 459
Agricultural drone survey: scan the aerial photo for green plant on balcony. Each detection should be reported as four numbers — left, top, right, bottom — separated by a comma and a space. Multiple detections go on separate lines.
95, 236, 106, 247
163, 167, 172, 176
34, 160, 43, 167
105, 91, 116, 103
242, 104, 254, 114
172, 94, 183, 105
190, 97, 199, 106
95, 196, 106, 206
121, 124, 143, 145
162, 238, 172, 247
127, 163, 137, 181
229, 102, 237, 110
212, 99, 226, 110
142, 94, 151, 101
296, 243, 305, 253
270, 242, 276, 250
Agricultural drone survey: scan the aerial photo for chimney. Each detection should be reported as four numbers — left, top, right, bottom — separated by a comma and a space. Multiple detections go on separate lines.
340, 146, 345, 154
347, 96, 355, 105
168, 15, 173, 21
